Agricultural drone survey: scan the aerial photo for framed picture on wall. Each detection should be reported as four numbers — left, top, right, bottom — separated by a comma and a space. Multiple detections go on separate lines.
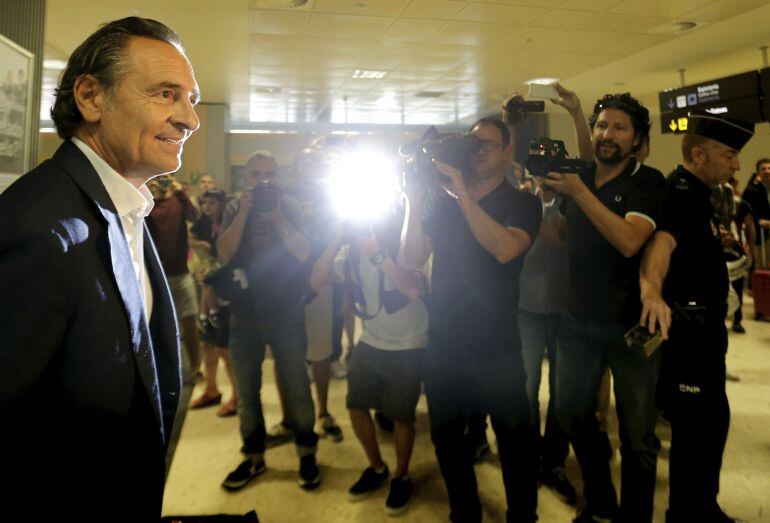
0, 33, 35, 193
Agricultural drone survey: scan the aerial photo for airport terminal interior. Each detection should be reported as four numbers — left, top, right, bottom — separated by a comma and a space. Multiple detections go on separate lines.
2, 0, 770, 521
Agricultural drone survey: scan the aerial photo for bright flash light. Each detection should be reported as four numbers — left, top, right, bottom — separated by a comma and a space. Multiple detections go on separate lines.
327, 152, 400, 224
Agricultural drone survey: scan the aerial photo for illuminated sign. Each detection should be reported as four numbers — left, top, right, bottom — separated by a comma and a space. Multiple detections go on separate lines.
659, 70, 765, 134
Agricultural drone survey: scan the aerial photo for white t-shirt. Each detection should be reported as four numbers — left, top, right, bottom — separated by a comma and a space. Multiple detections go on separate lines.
334, 247, 428, 351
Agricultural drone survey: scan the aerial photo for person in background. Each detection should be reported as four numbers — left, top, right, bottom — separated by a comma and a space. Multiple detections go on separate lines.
188, 189, 238, 417
640, 111, 753, 523
148, 172, 202, 383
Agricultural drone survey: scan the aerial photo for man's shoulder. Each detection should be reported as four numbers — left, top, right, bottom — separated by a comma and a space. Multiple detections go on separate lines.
0, 159, 83, 222
634, 163, 666, 184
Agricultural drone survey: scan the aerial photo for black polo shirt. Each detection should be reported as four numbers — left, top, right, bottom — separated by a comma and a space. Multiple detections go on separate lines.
561, 159, 665, 327
660, 166, 728, 321
424, 180, 542, 354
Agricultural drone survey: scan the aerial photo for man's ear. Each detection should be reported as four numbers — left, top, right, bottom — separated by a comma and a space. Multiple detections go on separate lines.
691, 146, 708, 166
73, 74, 107, 124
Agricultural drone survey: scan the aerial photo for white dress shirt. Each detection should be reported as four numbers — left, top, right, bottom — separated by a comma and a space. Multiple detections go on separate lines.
73, 138, 154, 321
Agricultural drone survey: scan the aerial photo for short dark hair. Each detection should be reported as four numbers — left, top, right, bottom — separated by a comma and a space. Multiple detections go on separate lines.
51, 17, 182, 139
681, 134, 712, 163
588, 93, 651, 153
470, 117, 510, 146
755, 158, 770, 172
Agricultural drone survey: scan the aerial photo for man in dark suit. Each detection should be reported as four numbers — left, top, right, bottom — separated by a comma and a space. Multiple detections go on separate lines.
0, 17, 200, 521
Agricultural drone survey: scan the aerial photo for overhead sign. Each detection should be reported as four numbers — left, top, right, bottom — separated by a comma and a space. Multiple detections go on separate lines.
659, 70, 764, 134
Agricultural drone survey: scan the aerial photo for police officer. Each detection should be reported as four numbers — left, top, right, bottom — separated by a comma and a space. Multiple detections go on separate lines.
639, 111, 753, 523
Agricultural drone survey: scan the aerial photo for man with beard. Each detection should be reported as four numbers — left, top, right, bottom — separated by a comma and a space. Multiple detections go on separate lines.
544, 93, 666, 523
640, 112, 753, 523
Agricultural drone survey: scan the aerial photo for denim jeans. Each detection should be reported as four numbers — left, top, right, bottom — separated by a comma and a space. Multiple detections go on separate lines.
518, 308, 569, 471
228, 313, 318, 457
556, 311, 660, 523
425, 348, 537, 523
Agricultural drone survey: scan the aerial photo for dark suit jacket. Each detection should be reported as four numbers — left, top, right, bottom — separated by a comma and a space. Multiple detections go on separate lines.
0, 140, 181, 521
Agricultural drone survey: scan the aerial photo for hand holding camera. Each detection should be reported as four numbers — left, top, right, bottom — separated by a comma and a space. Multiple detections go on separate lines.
542, 171, 586, 198
433, 160, 468, 200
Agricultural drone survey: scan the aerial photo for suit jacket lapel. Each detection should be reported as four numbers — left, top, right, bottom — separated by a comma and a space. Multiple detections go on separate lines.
144, 224, 182, 445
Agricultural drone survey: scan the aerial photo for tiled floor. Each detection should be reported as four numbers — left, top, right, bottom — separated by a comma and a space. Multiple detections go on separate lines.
163, 298, 770, 522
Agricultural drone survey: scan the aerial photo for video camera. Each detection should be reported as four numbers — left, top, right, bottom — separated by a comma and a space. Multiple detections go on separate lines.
503, 96, 545, 125
399, 126, 482, 191
525, 137, 587, 178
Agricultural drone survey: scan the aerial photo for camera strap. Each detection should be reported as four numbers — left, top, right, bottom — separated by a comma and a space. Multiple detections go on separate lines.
346, 245, 385, 321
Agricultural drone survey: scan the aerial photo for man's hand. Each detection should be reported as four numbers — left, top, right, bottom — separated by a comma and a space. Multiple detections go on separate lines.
260, 200, 287, 229
550, 83, 582, 114
237, 189, 254, 216
542, 171, 586, 198
434, 160, 468, 200
759, 218, 770, 229
640, 291, 672, 340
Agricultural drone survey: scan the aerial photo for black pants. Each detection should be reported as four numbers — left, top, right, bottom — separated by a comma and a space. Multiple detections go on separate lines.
664, 321, 730, 522
424, 348, 537, 523
731, 277, 744, 325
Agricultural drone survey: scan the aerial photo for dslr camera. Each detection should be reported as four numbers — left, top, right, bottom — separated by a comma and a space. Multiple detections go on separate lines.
400, 126, 482, 191
525, 137, 587, 178
250, 181, 281, 214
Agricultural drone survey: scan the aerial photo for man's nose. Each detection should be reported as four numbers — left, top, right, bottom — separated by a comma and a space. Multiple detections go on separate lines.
173, 97, 200, 134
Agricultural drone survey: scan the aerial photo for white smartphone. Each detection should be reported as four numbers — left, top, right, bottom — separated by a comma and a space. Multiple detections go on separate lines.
528, 83, 559, 100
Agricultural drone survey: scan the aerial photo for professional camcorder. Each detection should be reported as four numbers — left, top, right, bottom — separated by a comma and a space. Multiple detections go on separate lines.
400, 126, 482, 190
503, 96, 545, 125
525, 137, 587, 178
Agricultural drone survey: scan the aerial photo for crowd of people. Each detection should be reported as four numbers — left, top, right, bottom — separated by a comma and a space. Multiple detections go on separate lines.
2, 15, 769, 523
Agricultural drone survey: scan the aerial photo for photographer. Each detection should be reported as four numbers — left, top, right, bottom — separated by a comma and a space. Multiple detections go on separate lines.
310, 199, 427, 516
216, 151, 320, 492
403, 117, 542, 522
543, 93, 666, 523
640, 112, 753, 523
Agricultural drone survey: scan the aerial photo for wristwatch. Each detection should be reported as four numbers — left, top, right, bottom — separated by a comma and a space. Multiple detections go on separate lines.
370, 251, 386, 266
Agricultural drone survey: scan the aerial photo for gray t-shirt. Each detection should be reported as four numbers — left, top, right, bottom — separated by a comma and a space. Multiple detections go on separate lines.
518, 195, 569, 315
334, 247, 428, 351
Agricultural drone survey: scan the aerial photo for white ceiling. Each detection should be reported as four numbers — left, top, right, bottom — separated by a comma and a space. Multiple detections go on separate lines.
41, 0, 770, 128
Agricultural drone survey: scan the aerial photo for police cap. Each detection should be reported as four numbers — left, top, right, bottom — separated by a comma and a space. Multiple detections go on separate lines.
686, 110, 754, 150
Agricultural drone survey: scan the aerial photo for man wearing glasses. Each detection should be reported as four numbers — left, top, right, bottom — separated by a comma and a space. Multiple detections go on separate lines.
216, 151, 321, 492
403, 117, 542, 522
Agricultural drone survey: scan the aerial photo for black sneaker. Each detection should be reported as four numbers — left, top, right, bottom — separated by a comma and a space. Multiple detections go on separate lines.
541, 466, 577, 506
731, 323, 746, 333
221, 459, 266, 491
299, 454, 321, 490
320, 413, 343, 443
385, 476, 413, 517
348, 465, 390, 501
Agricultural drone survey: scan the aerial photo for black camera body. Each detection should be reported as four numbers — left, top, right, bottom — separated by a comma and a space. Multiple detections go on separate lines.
525, 137, 587, 178
251, 182, 281, 214
400, 127, 482, 191
504, 97, 545, 125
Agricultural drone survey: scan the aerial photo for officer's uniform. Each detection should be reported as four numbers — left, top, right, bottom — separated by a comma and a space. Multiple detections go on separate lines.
658, 112, 754, 523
